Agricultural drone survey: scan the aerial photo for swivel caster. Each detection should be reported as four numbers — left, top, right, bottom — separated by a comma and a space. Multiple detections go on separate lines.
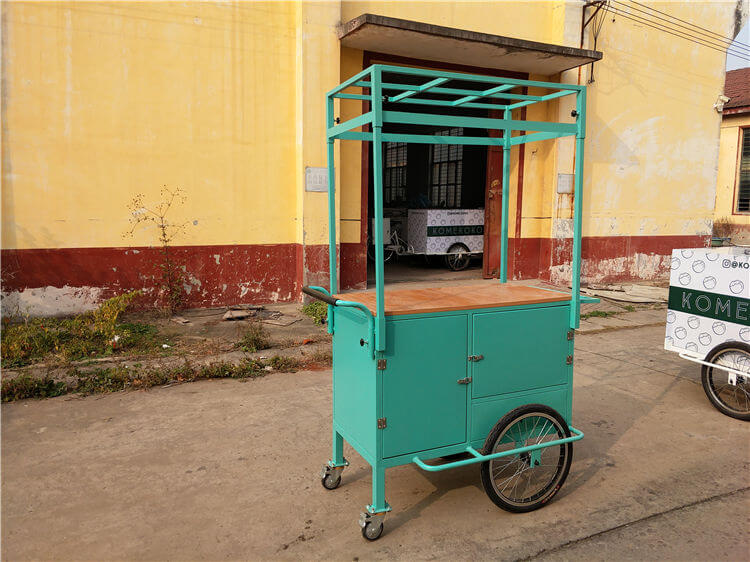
320, 462, 347, 490
359, 511, 385, 541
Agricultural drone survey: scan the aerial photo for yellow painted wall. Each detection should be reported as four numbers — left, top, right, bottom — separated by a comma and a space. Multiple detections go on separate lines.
2, 0, 737, 256
2, 1, 303, 249
716, 113, 750, 226
581, 2, 732, 239
336, 1, 734, 246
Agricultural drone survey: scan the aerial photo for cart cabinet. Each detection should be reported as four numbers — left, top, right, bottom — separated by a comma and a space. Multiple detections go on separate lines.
664, 247, 750, 420
407, 208, 484, 254
311, 64, 591, 540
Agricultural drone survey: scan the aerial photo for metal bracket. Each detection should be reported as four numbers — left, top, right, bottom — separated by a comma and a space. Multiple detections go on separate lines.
321, 460, 348, 479
360, 509, 387, 528
567, 330, 575, 341
377, 417, 387, 429
468, 354, 484, 362
377, 359, 387, 370
566, 355, 573, 365
457, 377, 472, 385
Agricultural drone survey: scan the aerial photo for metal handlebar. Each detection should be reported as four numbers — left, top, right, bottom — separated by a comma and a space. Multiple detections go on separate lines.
302, 286, 339, 306
303, 286, 376, 358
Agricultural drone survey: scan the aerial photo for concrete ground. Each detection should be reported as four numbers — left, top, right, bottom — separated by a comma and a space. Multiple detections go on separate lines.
2, 325, 748, 561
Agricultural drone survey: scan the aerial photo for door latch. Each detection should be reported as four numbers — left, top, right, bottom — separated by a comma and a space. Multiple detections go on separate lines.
468, 355, 484, 362
457, 377, 472, 384
377, 417, 387, 429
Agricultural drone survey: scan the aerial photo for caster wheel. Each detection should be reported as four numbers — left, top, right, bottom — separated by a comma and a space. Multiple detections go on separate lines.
361, 521, 384, 541
321, 471, 341, 490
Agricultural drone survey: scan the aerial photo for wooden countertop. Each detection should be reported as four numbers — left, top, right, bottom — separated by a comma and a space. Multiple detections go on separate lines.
334, 284, 571, 316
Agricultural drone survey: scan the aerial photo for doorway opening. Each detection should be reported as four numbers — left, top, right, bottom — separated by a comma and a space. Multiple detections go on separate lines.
365, 70, 498, 286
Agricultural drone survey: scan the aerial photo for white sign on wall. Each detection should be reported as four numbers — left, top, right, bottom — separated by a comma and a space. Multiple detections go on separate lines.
305, 167, 329, 192
557, 173, 573, 194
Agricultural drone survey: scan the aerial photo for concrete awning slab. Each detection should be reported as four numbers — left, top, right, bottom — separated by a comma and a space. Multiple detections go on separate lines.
339, 14, 603, 75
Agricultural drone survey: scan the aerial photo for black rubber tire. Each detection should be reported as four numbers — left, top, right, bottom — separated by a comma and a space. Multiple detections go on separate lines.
480, 404, 572, 513
445, 242, 471, 271
367, 241, 395, 263
361, 521, 383, 541
701, 341, 750, 421
321, 472, 341, 490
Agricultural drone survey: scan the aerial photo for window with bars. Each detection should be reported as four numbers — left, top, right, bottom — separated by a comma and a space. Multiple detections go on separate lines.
384, 142, 407, 205
738, 129, 750, 213
429, 128, 463, 208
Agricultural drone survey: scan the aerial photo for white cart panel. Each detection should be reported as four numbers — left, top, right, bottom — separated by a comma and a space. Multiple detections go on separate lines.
665, 247, 750, 356
407, 209, 484, 255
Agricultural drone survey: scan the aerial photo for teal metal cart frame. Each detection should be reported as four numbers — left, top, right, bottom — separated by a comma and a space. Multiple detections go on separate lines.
306, 64, 592, 540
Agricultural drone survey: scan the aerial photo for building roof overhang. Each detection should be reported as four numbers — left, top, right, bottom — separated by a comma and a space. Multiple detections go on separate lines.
338, 14, 603, 76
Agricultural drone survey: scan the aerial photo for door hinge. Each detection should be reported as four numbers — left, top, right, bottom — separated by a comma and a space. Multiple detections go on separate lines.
377, 417, 387, 429
566, 355, 573, 365
567, 330, 575, 341
377, 359, 387, 370
468, 354, 484, 362
457, 377, 472, 384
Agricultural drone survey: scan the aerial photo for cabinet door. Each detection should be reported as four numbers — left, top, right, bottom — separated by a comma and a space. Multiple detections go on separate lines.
382, 315, 468, 458
472, 306, 570, 398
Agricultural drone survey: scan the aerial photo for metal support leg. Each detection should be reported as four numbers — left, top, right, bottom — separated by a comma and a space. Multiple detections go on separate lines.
321, 430, 348, 490
366, 464, 390, 514
332, 429, 345, 467
360, 463, 390, 540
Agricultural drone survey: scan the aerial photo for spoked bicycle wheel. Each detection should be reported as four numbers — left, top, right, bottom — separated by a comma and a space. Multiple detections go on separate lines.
701, 342, 750, 421
480, 404, 572, 513
445, 242, 471, 271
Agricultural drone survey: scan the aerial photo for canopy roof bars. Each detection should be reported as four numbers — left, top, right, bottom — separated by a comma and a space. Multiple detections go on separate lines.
324, 64, 586, 351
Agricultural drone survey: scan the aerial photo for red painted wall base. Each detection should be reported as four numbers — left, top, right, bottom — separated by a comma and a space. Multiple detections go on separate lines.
1, 234, 709, 309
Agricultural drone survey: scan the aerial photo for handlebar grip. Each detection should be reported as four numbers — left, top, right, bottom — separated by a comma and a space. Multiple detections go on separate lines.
302, 286, 338, 306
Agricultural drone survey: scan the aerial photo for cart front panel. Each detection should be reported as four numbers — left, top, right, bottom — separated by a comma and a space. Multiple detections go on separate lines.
471, 305, 571, 398
381, 314, 469, 458
332, 307, 377, 460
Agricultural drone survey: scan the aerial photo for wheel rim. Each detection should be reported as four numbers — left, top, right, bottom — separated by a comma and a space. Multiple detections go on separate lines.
446, 244, 470, 271
488, 412, 569, 507
707, 348, 750, 415
364, 522, 382, 539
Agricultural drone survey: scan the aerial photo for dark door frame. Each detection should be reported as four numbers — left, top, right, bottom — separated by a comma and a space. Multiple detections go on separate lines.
343, 51, 528, 288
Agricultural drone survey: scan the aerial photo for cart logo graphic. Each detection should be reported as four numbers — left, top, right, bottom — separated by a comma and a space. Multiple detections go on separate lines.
427, 225, 484, 237
668, 288, 749, 325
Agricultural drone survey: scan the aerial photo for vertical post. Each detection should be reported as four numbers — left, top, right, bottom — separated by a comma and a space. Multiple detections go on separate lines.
326, 96, 337, 334
332, 428, 345, 465
370, 464, 387, 513
499, 108, 511, 283
571, 87, 586, 329
371, 66, 386, 351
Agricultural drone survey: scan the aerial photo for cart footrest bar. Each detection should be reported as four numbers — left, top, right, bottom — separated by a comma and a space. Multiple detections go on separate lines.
412, 427, 584, 473
678, 351, 749, 378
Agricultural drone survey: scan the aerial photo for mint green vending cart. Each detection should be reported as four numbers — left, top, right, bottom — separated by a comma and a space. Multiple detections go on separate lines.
303, 65, 593, 541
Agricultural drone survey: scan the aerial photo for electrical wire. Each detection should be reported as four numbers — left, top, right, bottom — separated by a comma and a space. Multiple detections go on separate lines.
605, 4, 750, 63
607, 6, 750, 62
627, 0, 749, 49
609, 0, 750, 54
